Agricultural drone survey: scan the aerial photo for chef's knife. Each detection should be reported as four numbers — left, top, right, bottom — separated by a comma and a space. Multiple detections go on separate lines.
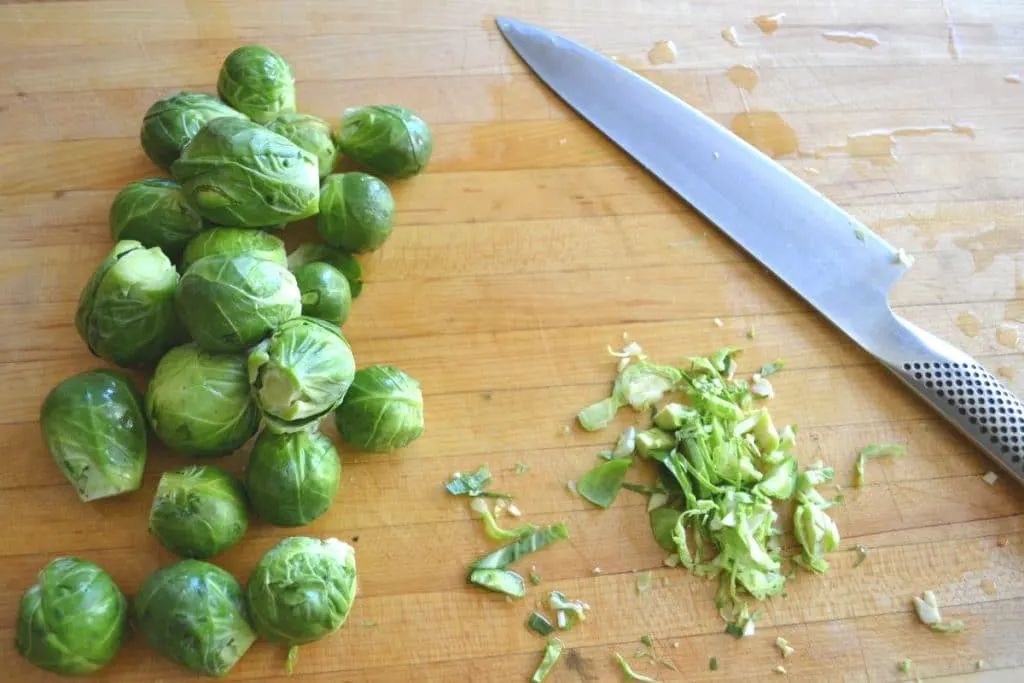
495, 17, 1024, 485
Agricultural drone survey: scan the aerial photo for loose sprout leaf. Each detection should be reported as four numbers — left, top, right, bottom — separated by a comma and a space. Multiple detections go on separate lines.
470, 498, 539, 542
615, 362, 684, 411
531, 638, 563, 683
547, 591, 589, 626
650, 508, 683, 551
912, 591, 942, 625
759, 361, 785, 376
615, 653, 663, 682
854, 443, 906, 487
468, 569, 526, 597
470, 523, 570, 570
578, 457, 631, 508
578, 396, 624, 431
446, 466, 492, 496
613, 426, 638, 458
527, 612, 555, 637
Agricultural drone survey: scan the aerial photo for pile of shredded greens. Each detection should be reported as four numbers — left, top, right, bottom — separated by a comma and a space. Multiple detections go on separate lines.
574, 343, 841, 632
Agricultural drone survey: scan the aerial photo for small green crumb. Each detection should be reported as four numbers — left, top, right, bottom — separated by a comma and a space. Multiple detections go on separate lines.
710, 657, 719, 671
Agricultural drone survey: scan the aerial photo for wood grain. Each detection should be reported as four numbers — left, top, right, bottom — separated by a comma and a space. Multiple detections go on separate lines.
2, 1, 1023, 681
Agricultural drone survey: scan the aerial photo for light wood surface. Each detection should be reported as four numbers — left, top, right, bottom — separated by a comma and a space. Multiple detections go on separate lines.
2, 1, 1024, 681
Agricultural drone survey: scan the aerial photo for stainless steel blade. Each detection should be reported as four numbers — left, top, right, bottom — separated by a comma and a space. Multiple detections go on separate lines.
496, 17, 1024, 485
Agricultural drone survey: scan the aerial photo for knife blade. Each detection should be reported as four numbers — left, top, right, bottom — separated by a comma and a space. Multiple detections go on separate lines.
496, 16, 1024, 485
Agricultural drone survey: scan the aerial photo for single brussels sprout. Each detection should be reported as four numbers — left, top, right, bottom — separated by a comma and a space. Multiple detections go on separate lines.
317, 172, 395, 253
334, 365, 424, 452
246, 537, 357, 671
40, 370, 146, 502
217, 45, 296, 124
293, 262, 351, 325
180, 227, 287, 273
336, 105, 433, 178
135, 560, 256, 677
176, 253, 301, 353
75, 240, 180, 368
149, 465, 249, 558
248, 317, 355, 433
266, 113, 338, 180
171, 117, 319, 227
109, 179, 205, 259
146, 343, 260, 457
245, 430, 341, 526
287, 242, 364, 298
16, 557, 127, 676
140, 91, 248, 170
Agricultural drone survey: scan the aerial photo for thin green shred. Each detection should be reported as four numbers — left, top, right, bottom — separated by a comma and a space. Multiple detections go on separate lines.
622, 482, 670, 495
854, 443, 906, 487
931, 620, 965, 634
531, 638, 563, 683
527, 611, 554, 636
471, 499, 538, 542
470, 523, 570, 571
578, 457, 631, 508
615, 653, 662, 682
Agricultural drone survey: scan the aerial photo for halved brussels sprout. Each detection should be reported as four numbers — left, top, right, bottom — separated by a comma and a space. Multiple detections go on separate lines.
109, 179, 205, 259
246, 537, 357, 671
334, 365, 424, 452
16, 557, 127, 676
135, 560, 256, 677
171, 117, 319, 227
75, 240, 180, 368
40, 370, 146, 502
180, 227, 287, 273
140, 91, 247, 170
266, 112, 338, 180
146, 343, 260, 457
149, 465, 249, 558
245, 430, 341, 526
293, 261, 351, 325
336, 105, 433, 178
287, 242, 364, 298
175, 253, 301, 353
317, 172, 395, 253
248, 317, 356, 432
217, 45, 296, 124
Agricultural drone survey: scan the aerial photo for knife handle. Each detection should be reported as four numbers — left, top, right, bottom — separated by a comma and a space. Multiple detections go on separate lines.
878, 314, 1024, 484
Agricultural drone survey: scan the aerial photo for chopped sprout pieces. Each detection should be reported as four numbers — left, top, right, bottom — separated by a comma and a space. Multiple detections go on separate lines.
982, 471, 999, 485
469, 497, 538, 542
615, 653, 662, 682
446, 466, 513, 498
775, 636, 795, 658
774, 665, 788, 674
855, 443, 906, 487
527, 612, 555, 637
467, 569, 525, 598
898, 659, 913, 674
547, 591, 589, 628
531, 638, 563, 683
931, 620, 964, 634
853, 544, 870, 567
613, 426, 638, 458
710, 657, 720, 671
470, 524, 570, 571
912, 591, 942, 625
529, 567, 542, 585
578, 457, 631, 508
759, 361, 785, 376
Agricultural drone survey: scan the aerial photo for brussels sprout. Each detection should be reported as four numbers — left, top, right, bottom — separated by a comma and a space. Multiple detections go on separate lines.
336, 105, 433, 178
176, 253, 301, 353
15, 557, 127, 676
293, 262, 351, 325
140, 91, 247, 170
246, 537, 357, 670
135, 559, 256, 677
109, 178, 205, 259
248, 317, 355, 432
181, 227, 287, 273
245, 430, 341, 526
40, 370, 146, 502
317, 172, 395, 253
75, 240, 180, 368
217, 45, 296, 124
149, 465, 248, 558
266, 112, 338, 180
146, 343, 260, 457
334, 365, 424, 452
288, 242, 364, 298
171, 117, 319, 227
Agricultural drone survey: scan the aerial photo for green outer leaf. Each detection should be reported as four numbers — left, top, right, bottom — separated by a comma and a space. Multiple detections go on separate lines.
577, 457, 631, 508
334, 365, 424, 452
531, 638, 564, 683
245, 430, 341, 526
140, 91, 247, 170
40, 370, 147, 502
265, 112, 338, 180
135, 559, 256, 677
470, 523, 570, 570
248, 317, 355, 433
180, 227, 287, 273
286, 243, 364, 298
336, 105, 434, 179
615, 652, 662, 682
15, 557, 127, 676
148, 465, 248, 559
109, 179, 205, 259
217, 45, 296, 124
468, 569, 526, 597
527, 612, 555, 636
246, 537, 357, 646
650, 507, 683, 551
317, 172, 396, 253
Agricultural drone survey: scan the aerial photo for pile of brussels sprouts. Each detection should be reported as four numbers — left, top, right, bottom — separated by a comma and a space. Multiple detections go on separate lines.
20, 45, 430, 678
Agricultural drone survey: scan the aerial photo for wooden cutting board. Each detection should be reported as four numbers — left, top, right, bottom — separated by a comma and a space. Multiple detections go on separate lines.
2, 1, 1023, 681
